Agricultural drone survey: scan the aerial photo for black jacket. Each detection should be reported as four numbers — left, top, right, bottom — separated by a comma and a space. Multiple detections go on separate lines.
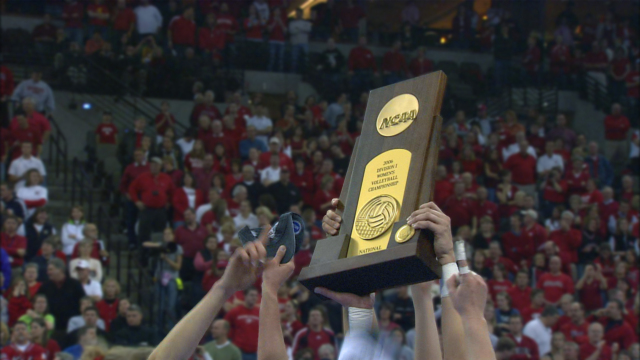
37, 277, 86, 331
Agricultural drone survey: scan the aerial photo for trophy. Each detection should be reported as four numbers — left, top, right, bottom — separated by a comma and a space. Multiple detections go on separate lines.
299, 71, 447, 295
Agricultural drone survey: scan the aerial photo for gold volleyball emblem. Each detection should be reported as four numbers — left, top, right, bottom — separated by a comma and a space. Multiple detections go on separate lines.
355, 195, 399, 240
395, 224, 415, 243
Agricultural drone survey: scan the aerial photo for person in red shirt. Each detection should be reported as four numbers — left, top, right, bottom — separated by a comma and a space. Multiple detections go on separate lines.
119, 149, 149, 248
174, 208, 208, 282
348, 36, 377, 96
154, 101, 176, 137
409, 47, 433, 77
434, 165, 453, 206
1, 216, 27, 268
382, 40, 407, 85
501, 214, 530, 265
442, 181, 473, 229
128, 157, 175, 245
190, 91, 221, 128
583, 41, 609, 73
603, 103, 631, 160
244, 4, 266, 45
1, 321, 47, 360
62, 0, 85, 44
9, 113, 42, 159
536, 256, 575, 305
9, 98, 51, 144
579, 323, 612, 360
487, 263, 513, 302
507, 314, 540, 360
504, 140, 537, 196
471, 186, 499, 232
87, 0, 110, 39
485, 240, 519, 276
112, 0, 136, 40
267, 7, 287, 72
610, 46, 631, 102
549, 210, 582, 264
225, 287, 261, 358
292, 307, 336, 360
598, 299, 637, 349
520, 289, 545, 324
339, 0, 364, 43
199, 13, 226, 60
95, 278, 121, 332
523, 36, 541, 83
168, 6, 196, 55
565, 156, 590, 196
95, 111, 118, 145
560, 302, 590, 345
522, 209, 547, 255
509, 270, 532, 313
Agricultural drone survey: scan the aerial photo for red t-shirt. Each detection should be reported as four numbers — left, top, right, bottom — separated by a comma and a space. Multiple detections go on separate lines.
96, 298, 119, 332
128, 172, 175, 208
62, 2, 84, 28
95, 123, 118, 144
504, 153, 537, 185
486, 278, 513, 301
113, 7, 136, 32
170, 16, 196, 46
224, 305, 260, 354
217, 13, 238, 42
174, 225, 208, 258
549, 228, 582, 263
87, 4, 110, 27
434, 180, 453, 206
292, 327, 336, 360
560, 320, 589, 344
9, 127, 42, 158
508, 286, 532, 312
472, 200, 499, 228
579, 342, 612, 360
442, 195, 473, 228
565, 169, 590, 196
268, 14, 287, 42
244, 17, 264, 40
1, 343, 47, 360
507, 334, 539, 360
1, 232, 27, 267
603, 114, 631, 140
198, 26, 226, 51
501, 231, 531, 264
9, 113, 50, 136
536, 272, 575, 303
625, 70, 639, 98
409, 58, 433, 77
348, 46, 377, 71
521, 223, 547, 254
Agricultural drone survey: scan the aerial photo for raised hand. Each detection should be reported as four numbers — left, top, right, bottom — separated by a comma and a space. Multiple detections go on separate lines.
262, 245, 295, 292
407, 202, 455, 265
218, 226, 270, 294
322, 198, 343, 236
445, 272, 489, 319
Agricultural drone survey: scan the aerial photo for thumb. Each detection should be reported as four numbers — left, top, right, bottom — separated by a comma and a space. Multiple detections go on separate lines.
272, 245, 287, 264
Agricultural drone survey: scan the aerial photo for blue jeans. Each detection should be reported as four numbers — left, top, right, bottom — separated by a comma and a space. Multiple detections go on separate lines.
268, 42, 285, 72
350, 69, 373, 97
156, 278, 178, 335
65, 28, 84, 45
242, 352, 257, 360
291, 43, 308, 73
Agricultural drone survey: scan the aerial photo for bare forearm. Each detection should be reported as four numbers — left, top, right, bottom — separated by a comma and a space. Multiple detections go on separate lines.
412, 288, 442, 360
258, 287, 288, 360
462, 316, 496, 360
149, 282, 233, 360
441, 298, 467, 360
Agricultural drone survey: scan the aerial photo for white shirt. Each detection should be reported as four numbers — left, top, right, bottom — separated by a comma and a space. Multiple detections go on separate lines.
61, 221, 85, 255
183, 187, 196, 209
289, 19, 312, 44
70, 258, 103, 283
176, 138, 195, 160
67, 316, 106, 333
502, 144, 538, 162
234, 213, 259, 231
8, 156, 47, 190
82, 279, 103, 299
134, 4, 163, 35
246, 115, 273, 146
16, 185, 48, 219
536, 153, 564, 174
523, 318, 552, 356
260, 166, 281, 186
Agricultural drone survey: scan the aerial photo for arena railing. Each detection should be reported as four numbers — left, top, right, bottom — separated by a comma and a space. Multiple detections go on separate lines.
47, 116, 69, 190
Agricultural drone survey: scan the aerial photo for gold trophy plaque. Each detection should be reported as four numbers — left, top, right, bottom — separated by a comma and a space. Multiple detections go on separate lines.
299, 72, 447, 296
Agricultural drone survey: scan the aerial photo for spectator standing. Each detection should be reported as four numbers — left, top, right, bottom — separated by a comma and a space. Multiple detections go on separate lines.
348, 36, 377, 100
225, 287, 260, 359
504, 140, 537, 199
112, 0, 136, 44
190, 91, 221, 128
338, 0, 364, 43
9, 114, 42, 160
61, 0, 84, 45
216, 2, 239, 67
253, 0, 270, 24
547, 114, 576, 150
154, 101, 176, 137
536, 256, 574, 305
382, 40, 407, 85
134, 0, 163, 39
117, 117, 153, 167
168, 7, 196, 56
584, 141, 614, 187
409, 47, 433, 78
1, 216, 27, 269
37, 259, 85, 336
173, 209, 206, 282
603, 103, 631, 161
289, 8, 312, 74
32, 14, 58, 60
203, 319, 242, 360
267, 7, 287, 72
523, 306, 560, 356
119, 148, 149, 248
198, 13, 226, 60
87, 0, 110, 40
128, 157, 174, 245
60, 205, 85, 256
11, 70, 55, 115
610, 47, 631, 102
95, 111, 118, 146
317, 38, 345, 97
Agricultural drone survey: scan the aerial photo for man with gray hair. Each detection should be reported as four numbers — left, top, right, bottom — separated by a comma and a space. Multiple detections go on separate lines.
11, 70, 55, 114
203, 319, 242, 360
37, 258, 86, 336
236, 164, 265, 208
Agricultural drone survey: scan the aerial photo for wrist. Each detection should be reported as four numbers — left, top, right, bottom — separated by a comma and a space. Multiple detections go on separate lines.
437, 252, 456, 265
212, 281, 236, 299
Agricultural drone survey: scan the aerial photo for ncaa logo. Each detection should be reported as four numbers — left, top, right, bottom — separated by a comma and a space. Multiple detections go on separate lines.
293, 221, 302, 234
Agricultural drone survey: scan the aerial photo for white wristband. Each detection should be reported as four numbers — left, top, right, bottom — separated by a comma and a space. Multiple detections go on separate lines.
454, 240, 467, 261
440, 262, 459, 298
348, 307, 374, 333
459, 266, 470, 274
